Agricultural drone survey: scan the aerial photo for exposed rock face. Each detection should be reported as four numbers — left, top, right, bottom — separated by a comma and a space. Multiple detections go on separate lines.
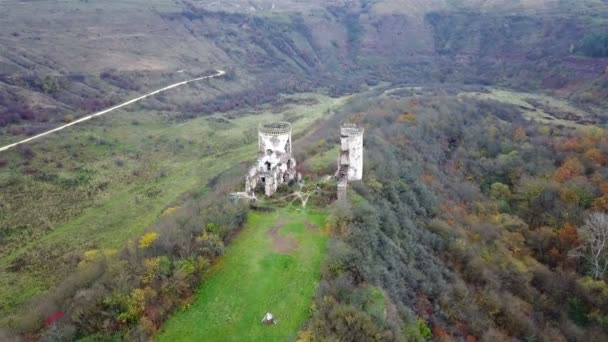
246, 122, 297, 197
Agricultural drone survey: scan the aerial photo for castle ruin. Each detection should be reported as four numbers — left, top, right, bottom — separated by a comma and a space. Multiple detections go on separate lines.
336, 124, 364, 200
242, 121, 363, 201
246, 122, 298, 197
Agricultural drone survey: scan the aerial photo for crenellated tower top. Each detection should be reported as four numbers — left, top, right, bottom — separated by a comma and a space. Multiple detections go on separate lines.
259, 122, 292, 135
340, 123, 364, 137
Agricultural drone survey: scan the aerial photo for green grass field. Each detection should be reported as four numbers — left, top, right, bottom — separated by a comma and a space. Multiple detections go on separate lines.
0, 92, 348, 321
459, 88, 598, 128
304, 145, 339, 174
157, 208, 327, 342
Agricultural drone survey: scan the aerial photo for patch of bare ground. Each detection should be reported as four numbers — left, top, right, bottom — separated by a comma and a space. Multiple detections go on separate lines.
304, 220, 319, 232
267, 219, 299, 254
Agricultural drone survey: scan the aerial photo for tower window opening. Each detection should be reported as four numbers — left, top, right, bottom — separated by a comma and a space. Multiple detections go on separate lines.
265, 161, 271, 171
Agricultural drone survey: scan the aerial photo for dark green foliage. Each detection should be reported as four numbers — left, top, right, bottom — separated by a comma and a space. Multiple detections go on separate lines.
41, 76, 61, 94
580, 32, 608, 57
568, 297, 590, 327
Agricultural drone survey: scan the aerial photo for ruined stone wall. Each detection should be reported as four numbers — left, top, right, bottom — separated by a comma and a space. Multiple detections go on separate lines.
259, 132, 291, 155
246, 122, 297, 197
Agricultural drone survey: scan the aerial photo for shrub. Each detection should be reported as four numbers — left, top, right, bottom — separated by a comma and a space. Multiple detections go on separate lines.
580, 32, 608, 58
17, 145, 36, 160
568, 297, 590, 326
138, 232, 159, 249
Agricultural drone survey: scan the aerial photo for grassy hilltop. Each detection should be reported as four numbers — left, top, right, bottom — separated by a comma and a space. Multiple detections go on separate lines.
0, 92, 348, 320
158, 209, 327, 342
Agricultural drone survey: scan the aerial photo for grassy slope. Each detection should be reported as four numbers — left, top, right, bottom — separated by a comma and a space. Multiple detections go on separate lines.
304, 145, 339, 174
459, 88, 600, 127
0, 92, 348, 319
158, 208, 327, 342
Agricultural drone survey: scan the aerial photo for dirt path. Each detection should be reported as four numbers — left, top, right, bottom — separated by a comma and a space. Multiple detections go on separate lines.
304, 220, 319, 232
0, 69, 225, 153
267, 219, 299, 254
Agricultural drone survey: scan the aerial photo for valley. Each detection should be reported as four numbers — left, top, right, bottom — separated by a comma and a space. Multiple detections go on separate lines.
2, 0, 608, 340
0, 70, 226, 151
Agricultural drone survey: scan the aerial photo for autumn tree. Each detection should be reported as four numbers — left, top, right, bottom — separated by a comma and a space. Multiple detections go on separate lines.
490, 182, 511, 201
572, 213, 608, 279
514, 127, 527, 141
139, 232, 159, 249
554, 157, 584, 182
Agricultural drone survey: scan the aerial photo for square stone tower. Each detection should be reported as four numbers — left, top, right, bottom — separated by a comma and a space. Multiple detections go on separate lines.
337, 124, 364, 181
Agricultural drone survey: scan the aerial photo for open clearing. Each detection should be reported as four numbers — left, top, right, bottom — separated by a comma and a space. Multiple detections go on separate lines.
459, 88, 602, 127
157, 208, 327, 342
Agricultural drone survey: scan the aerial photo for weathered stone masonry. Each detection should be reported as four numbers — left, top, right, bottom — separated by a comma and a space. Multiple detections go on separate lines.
336, 124, 364, 200
246, 122, 298, 197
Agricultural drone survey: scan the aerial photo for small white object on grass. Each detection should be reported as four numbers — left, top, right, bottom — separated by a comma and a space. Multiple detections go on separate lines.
262, 312, 277, 325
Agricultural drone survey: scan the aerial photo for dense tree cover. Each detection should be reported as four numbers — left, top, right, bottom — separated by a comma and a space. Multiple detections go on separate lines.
2, 190, 248, 340
580, 32, 608, 58
301, 93, 608, 341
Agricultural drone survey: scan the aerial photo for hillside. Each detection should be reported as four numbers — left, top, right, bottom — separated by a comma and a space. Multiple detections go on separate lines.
1, 0, 607, 142
2, 0, 608, 340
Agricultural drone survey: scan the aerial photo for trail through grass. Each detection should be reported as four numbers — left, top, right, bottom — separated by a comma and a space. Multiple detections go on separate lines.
158, 208, 327, 342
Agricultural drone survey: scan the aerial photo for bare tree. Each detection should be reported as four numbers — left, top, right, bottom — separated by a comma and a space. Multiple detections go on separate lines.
272, 190, 315, 209
572, 212, 608, 279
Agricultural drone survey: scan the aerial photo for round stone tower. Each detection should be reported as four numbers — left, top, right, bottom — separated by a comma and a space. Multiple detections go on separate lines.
258, 121, 292, 156
339, 124, 364, 181
247, 122, 297, 197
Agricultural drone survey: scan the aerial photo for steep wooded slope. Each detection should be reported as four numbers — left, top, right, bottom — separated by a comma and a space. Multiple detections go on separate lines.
1, 0, 607, 140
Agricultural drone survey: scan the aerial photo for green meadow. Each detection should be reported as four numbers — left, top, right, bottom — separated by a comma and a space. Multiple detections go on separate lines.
158, 208, 327, 342
0, 92, 347, 320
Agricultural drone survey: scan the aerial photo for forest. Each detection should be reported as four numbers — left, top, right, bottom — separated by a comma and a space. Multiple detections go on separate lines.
301, 92, 608, 341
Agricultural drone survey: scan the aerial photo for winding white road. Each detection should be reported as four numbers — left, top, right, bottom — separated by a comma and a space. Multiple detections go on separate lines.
0, 69, 226, 153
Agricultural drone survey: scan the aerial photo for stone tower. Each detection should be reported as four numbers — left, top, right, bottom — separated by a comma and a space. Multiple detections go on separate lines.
245, 122, 297, 197
337, 124, 364, 181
